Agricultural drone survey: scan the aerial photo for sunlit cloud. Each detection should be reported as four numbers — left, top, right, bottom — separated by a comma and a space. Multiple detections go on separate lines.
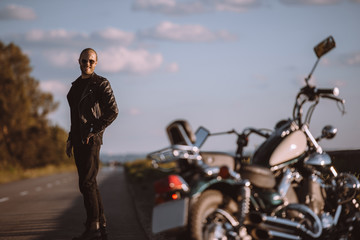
166, 62, 179, 72
43, 50, 78, 68
24, 29, 88, 46
20, 28, 133, 47
215, 0, 259, 12
344, 52, 360, 66
132, 0, 205, 15
0, 4, 37, 20
91, 27, 135, 45
40, 80, 68, 95
128, 108, 141, 116
98, 47, 163, 74
139, 21, 237, 42
279, 0, 341, 5
132, 0, 259, 14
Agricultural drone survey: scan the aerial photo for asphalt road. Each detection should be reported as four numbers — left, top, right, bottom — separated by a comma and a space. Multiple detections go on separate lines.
0, 167, 148, 240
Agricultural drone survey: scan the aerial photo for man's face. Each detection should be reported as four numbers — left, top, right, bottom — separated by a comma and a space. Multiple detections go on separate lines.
79, 50, 97, 78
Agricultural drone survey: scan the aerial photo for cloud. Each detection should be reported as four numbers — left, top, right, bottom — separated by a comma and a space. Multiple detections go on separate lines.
43, 50, 78, 68
41, 46, 165, 74
91, 27, 135, 45
166, 62, 179, 72
0, 4, 36, 20
21, 29, 89, 49
98, 47, 164, 74
139, 21, 237, 42
342, 52, 360, 66
40, 80, 68, 95
132, 0, 259, 14
128, 108, 141, 116
26, 29, 85, 42
132, 0, 206, 15
279, 0, 341, 5
214, 0, 260, 12
17, 28, 133, 48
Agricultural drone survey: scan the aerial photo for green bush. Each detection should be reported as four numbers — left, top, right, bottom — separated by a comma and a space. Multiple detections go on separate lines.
124, 158, 175, 183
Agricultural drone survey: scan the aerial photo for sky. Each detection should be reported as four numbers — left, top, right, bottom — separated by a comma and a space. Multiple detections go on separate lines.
0, 0, 360, 156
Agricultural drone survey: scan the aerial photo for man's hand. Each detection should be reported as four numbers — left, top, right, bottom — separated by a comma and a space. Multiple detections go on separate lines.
66, 140, 72, 158
85, 132, 95, 144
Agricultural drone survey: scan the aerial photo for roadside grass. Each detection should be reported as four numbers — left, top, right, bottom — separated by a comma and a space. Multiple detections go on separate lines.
0, 164, 76, 184
124, 158, 176, 184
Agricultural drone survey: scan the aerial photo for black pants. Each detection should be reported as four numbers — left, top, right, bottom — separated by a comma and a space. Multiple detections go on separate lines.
73, 143, 106, 227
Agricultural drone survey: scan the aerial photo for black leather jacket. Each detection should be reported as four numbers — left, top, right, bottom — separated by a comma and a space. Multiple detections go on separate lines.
67, 73, 118, 145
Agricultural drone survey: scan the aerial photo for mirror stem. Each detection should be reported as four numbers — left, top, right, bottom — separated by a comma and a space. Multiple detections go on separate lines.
305, 58, 320, 85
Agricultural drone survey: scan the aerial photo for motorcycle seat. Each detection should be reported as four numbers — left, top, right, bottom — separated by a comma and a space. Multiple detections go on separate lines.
239, 164, 276, 189
200, 152, 235, 170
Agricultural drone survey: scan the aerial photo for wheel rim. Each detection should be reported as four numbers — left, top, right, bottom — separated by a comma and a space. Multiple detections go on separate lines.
202, 209, 233, 240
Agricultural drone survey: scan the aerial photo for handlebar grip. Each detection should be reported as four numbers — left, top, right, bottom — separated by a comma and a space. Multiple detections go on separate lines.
315, 87, 339, 96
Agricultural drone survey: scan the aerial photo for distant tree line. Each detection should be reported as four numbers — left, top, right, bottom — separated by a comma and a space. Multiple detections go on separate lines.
0, 41, 71, 169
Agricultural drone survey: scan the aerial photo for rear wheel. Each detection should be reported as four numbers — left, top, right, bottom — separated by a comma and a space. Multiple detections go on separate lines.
189, 190, 239, 240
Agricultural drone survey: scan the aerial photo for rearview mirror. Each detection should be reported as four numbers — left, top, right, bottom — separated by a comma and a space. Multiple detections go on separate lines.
314, 36, 336, 59
321, 125, 337, 139
195, 127, 210, 148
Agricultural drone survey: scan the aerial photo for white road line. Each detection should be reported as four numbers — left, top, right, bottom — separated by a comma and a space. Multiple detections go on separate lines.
35, 186, 43, 192
0, 197, 9, 203
20, 191, 29, 196
47, 183, 53, 188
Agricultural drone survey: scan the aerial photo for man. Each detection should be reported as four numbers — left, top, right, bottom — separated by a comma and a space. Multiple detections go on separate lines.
66, 48, 118, 240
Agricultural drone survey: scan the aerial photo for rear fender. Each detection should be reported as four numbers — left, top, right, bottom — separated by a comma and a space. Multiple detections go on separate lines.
189, 178, 240, 205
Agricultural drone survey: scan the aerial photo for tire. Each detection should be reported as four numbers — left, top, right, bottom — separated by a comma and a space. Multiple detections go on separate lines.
189, 190, 238, 240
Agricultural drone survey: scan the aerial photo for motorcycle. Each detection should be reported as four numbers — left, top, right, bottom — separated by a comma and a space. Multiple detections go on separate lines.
211, 36, 360, 239
148, 120, 251, 240
148, 36, 360, 239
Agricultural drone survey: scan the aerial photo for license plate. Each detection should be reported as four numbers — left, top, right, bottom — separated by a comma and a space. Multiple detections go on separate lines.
152, 198, 189, 234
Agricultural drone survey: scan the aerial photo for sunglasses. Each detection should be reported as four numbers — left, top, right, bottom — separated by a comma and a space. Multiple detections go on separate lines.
81, 59, 96, 65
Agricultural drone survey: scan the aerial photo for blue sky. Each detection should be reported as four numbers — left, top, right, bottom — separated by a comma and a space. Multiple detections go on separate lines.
1, 0, 359, 155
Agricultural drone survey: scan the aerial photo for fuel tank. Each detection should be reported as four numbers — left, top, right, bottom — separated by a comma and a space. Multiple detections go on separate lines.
269, 130, 307, 166
252, 120, 307, 168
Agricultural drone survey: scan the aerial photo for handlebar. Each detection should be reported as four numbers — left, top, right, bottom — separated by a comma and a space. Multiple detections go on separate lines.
294, 85, 345, 126
147, 145, 201, 164
315, 87, 339, 96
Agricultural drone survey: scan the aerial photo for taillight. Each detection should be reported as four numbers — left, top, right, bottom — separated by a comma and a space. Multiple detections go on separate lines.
171, 193, 179, 200
154, 175, 188, 194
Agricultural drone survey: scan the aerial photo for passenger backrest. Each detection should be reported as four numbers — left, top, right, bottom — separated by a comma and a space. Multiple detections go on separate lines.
166, 120, 196, 146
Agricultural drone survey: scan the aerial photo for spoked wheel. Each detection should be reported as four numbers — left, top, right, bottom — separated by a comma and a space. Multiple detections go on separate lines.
190, 190, 242, 240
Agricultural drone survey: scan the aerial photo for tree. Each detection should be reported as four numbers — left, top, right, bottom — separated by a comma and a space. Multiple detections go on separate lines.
0, 41, 70, 169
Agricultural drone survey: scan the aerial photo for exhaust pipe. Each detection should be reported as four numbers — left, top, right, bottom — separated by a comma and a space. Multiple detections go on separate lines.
252, 228, 301, 240
249, 205, 322, 239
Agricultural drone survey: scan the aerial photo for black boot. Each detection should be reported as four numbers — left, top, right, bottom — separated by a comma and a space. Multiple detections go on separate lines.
73, 222, 101, 240
100, 222, 108, 240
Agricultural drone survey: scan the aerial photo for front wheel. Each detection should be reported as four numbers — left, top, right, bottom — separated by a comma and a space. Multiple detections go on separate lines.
189, 190, 242, 240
